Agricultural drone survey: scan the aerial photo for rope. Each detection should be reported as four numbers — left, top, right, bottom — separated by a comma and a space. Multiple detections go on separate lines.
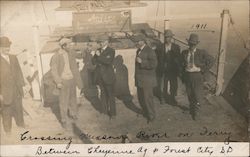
154, 0, 160, 30
228, 13, 248, 50
164, 1, 166, 17
40, 0, 52, 34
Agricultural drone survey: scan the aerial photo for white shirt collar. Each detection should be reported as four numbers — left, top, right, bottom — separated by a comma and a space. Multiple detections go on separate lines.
1, 53, 10, 63
165, 43, 172, 51
102, 45, 108, 51
140, 44, 146, 50
189, 48, 197, 53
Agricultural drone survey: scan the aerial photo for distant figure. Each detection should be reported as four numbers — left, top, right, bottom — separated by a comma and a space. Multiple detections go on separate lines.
151, 40, 165, 104
92, 36, 116, 119
163, 30, 181, 105
134, 34, 158, 123
180, 33, 214, 120
0, 36, 25, 134
50, 37, 83, 129
113, 55, 143, 115
80, 45, 103, 113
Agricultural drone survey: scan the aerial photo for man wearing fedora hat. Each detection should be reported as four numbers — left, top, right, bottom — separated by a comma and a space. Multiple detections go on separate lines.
92, 35, 116, 119
0, 36, 26, 134
163, 29, 181, 105
180, 33, 214, 120
134, 34, 158, 123
50, 37, 83, 129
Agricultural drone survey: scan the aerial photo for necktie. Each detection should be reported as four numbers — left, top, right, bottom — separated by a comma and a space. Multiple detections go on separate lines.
190, 52, 194, 68
136, 48, 141, 56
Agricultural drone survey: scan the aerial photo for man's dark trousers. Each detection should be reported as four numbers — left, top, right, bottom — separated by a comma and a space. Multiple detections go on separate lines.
137, 86, 155, 120
184, 72, 204, 105
97, 79, 116, 116
1, 91, 24, 133
164, 74, 178, 99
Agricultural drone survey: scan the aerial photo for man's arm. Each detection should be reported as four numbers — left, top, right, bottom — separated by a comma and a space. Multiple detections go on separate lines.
13, 55, 25, 86
96, 48, 115, 65
50, 54, 62, 85
174, 45, 182, 74
179, 50, 187, 82
202, 50, 215, 73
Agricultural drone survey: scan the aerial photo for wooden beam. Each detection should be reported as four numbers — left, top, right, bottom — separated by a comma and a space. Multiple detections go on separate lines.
215, 10, 230, 96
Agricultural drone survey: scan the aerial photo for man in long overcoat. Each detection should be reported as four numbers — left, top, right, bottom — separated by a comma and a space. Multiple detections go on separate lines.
0, 36, 25, 134
92, 36, 116, 119
134, 35, 158, 123
163, 30, 181, 105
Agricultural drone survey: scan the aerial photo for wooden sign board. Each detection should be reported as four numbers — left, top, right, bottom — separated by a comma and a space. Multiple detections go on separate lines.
72, 10, 131, 34
60, 1, 141, 9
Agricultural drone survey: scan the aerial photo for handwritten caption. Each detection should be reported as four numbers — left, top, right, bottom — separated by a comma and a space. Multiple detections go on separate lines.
16, 127, 248, 157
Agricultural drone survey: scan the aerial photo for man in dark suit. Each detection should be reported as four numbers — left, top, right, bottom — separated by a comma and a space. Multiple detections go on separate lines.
163, 30, 181, 105
92, 36, 116, 119
80, 45, 103, 114
0, 36, 25, 134
151, 40, 165, 104
180, 33, 214, 120
50, 37, 83, 129
134, 34, 158, 123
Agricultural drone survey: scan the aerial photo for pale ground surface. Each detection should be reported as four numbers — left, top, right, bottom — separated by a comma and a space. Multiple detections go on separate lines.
1, 82, 247, 145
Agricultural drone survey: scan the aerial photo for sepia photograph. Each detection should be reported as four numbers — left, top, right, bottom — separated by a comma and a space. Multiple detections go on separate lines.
0, 0, 249, 156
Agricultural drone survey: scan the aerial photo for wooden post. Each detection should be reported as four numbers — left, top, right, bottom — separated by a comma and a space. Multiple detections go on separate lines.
31, 2, 43, 100
215, 10, 230, 96
164, 20, 170, 93
164, 20, 170, 42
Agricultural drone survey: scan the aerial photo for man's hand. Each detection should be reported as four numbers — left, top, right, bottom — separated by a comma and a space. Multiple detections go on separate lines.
136, 57, 142, 63
95, 50, 101, 56
57, 83, 63, 89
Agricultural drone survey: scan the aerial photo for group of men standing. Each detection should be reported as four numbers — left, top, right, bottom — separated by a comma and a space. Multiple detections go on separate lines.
133, 30, 214, 122
0, 30, 214, 133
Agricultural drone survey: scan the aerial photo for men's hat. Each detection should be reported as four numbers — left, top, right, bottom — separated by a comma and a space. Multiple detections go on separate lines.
187, 33, 200, 44
0, 36, 12, 47
164, 29, 175, 37
59, 37, 72, 46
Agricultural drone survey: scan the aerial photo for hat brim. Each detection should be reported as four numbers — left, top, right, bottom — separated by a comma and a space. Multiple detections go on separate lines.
0, 41, 12, 47
186, 39, 199, 44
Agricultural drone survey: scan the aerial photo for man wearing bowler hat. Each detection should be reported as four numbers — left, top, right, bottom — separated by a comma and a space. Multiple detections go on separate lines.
92, 35, 116, 119
0, 36, 25, 134
134, 34, 158, 123
163, 29, 181, 105
180, 33, 214, 120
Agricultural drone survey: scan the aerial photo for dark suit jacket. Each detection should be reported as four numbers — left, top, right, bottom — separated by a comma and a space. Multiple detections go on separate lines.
164, 43, 181, 76
50, 49, 83, 89
0, 54, 25, 105
92, 46, 116, 85
135, 45, 158, 88
154, 41, 165, 77
180, 48, 215, 76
